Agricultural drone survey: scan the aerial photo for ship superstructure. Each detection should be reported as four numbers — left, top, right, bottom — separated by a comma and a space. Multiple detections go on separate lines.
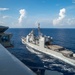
21, 23, 75, 66
0, 26, 13, 47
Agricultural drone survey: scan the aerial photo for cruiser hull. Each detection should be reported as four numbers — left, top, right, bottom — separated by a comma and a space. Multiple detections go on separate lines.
22, 38, 75, 67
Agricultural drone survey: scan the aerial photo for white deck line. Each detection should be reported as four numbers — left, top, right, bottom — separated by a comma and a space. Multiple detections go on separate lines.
0, 44, 36, 75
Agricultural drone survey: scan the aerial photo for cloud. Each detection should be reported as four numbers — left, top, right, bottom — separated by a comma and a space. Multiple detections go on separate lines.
0, 8, 9, 11
66, 18, 75, 25
53, 8, 66, 26
18, 9, 26, 24
2, 16, 9, 19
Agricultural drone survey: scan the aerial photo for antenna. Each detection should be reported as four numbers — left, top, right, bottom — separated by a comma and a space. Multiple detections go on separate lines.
38, 23, 41, 36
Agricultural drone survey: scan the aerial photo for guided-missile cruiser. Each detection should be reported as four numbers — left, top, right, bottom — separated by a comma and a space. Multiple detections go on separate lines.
21, 23, 75, 67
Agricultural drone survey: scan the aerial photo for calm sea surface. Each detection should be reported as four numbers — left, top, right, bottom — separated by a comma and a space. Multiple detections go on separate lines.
6, 28, 75, 75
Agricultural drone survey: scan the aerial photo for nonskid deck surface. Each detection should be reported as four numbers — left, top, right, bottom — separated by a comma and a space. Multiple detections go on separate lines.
47, 45, 75, 60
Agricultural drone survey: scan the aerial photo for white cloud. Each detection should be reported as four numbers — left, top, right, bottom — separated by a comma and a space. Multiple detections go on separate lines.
53, 8, 66, 26
53, 18, 75, 27
0, 21, 4, 25
18, 9, 26, 24
66, 18, 75, 25
0, 8, 9, 11
2, 16, 9, 19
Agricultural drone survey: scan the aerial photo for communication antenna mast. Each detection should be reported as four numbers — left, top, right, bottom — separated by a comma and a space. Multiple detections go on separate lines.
38, 23, 41, 36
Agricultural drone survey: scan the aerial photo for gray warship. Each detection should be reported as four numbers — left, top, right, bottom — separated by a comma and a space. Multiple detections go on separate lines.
21, 23, 75, 66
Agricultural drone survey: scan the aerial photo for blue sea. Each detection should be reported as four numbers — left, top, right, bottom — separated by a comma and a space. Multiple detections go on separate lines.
6, 28, 75, 75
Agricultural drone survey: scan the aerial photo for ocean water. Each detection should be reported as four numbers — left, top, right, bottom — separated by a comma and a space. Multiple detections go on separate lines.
6, 28, 75, 75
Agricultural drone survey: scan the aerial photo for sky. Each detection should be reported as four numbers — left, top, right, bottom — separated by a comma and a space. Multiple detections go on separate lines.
0, 0, 75, 28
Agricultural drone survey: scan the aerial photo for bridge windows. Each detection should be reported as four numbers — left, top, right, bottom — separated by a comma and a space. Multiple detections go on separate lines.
1, 35, 9, 42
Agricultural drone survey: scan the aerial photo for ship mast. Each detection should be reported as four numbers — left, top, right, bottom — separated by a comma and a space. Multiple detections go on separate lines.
38, 23, 41, 37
